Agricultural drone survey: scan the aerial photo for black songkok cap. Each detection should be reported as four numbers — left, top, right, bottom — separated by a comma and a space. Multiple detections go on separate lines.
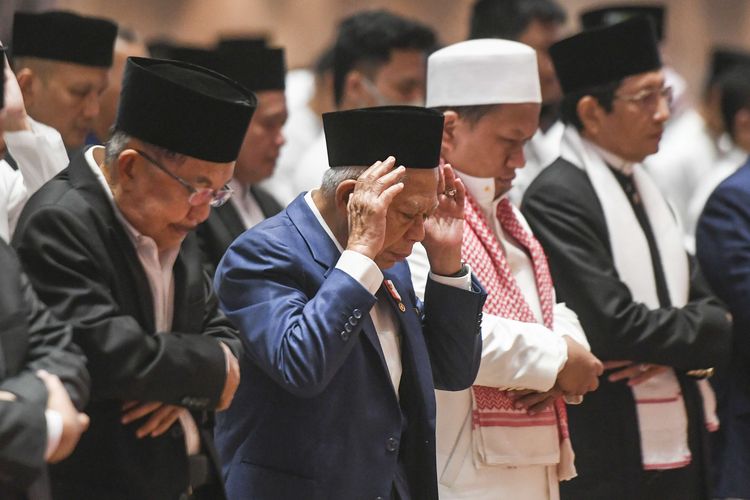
115, 57, 257, 163
12, 11, 117, 67
152, 44, 223, 73
580, 4, 665, 42
709, 48, 750, 84
216, 43, 286, 92
0, 46, 6, 110
551, 16, 662, 95
323, 106, 443, 169
217, 37, 268, 53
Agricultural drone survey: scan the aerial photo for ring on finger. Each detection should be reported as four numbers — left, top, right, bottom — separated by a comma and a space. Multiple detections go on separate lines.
638, 363, 649, 372
444, 188, 457, 197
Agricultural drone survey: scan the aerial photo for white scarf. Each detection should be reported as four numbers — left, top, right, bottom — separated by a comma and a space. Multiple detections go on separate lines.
559, 125, 717, 470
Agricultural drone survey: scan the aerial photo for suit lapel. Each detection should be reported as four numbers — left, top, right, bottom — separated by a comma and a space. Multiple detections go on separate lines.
67, 150, 156, 332
249, 185, 283, 218
215, 202, 246, 241
172, 236, 203, 333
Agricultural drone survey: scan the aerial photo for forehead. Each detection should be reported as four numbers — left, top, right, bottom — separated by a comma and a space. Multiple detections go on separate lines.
254, 90, 287, 113
469, 103, 541, 137
49, 61, 109, 85
391, 168, 438, 209
618, 69, 665, 92
518, 19, 562, 49
377, 49, 426, 78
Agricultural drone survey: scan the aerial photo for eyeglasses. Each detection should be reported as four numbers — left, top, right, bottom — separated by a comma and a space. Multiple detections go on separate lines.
615, 85, 673, 111
133, 149, 233, 208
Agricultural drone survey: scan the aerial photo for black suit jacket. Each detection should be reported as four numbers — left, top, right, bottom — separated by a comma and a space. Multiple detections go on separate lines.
522, 159, 732, 500
13, 149, 242, 500
196, 185, 282, 276
0, 240, 89, 500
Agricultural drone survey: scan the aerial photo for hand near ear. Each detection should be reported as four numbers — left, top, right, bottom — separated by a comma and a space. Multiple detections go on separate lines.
423, 163, 465, 276
345, 156, 404, 261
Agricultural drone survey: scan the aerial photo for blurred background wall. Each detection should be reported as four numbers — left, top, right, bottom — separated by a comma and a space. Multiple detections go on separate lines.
3, 0, 749, 106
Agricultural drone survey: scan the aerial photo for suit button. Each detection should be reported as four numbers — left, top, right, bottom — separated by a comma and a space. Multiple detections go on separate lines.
375, 497, 384, 500
352, 309, 362, 319
340, 331, 350, 341
344, 323, 353, 333
348, 316, 357, 326
385, 437, 399, 453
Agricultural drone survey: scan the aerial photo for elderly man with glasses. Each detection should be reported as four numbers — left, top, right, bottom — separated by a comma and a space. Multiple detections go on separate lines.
12, 56, 256, 500
521, 17, 732, 500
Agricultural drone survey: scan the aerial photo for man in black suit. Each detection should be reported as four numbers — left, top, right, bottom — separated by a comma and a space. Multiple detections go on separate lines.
13, 57, 256, 499
197, 39, 286, 275
0, 242, 89, 500
521, 18, 732, 500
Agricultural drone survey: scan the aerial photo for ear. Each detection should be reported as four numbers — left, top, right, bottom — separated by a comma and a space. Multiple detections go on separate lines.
334, 178, 357, 214
15, 68, 36, 106
342, 70, 368, 108
115, 149, 139, 189
577, 95, 604, 137
441, 111, 459, 156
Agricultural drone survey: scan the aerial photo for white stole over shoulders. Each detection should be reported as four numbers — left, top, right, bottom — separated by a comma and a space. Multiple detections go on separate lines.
559, 125, 717, 470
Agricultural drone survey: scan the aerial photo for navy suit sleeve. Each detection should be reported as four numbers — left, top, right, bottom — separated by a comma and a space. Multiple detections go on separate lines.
697, 182, 750, 357
215, 232, 378, 398
421, 274, 485, 391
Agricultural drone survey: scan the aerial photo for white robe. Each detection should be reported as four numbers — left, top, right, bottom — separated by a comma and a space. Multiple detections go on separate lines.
407, 173, 589, 500
1, 117, 68, 242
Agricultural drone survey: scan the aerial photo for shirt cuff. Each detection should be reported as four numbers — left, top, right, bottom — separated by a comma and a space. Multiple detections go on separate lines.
45, 409, 63, 461
335, 250, 383, 296
428, 263, 472, 291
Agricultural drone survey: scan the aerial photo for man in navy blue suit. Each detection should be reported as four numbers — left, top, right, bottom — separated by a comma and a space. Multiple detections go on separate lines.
213, 106, 486, 499
696, 153, 750, 500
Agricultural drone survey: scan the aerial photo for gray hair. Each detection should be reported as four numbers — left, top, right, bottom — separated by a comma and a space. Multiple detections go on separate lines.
319, 166, 368, 197
104, 130, 186, 168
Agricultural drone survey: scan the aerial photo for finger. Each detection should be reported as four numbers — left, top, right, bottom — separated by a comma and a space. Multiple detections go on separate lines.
78, 412, 90, 431
627, 366, 667, 386
607, 365, 642, 382
150, 409, 182, 437
373, 165, 406, 193
121, 400, 140, 411
436, 163, 446, 195
514, 391, 551, 410
528, 397, 557, 415
442, 163, 456, 192
135, 405, 176, 438
452, 176, 466, 206
506, 389, 536, 401
378, 181, 405, 209
602, 360, 633, 370
121, 401, 162, 424
360, 156, 395, 181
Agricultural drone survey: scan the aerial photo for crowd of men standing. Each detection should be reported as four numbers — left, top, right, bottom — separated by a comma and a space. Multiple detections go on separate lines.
1, 1, 749, 499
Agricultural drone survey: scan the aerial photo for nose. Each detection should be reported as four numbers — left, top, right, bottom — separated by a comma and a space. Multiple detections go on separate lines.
508, 144, 526, 169
408, 217, 427, 243
654, 92, 671, 123
276, 129, 286, 147
83, 93, 100, 119
187, 201, 211, 225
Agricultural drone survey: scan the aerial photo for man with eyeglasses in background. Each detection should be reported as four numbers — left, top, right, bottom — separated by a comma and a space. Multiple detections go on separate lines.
12, 56, 255, 500
522, 18, 732, 500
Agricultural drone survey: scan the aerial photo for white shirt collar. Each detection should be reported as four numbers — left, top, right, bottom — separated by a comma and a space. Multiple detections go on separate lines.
458, 170, 498, 208
304, 190, 344, 253
586, 139, 635, 176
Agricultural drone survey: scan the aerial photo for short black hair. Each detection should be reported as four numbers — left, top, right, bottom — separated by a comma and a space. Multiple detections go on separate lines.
719, 66, 750, 139
559, 80, 621, 130
469, 0, 566, 41
332, 10, 436, 107
314, 46, 335, 77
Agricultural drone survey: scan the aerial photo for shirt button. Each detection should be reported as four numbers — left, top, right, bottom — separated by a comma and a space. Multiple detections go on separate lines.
352, 309, 362, 319
385, 437, 399, 453
340, 331, 350, 341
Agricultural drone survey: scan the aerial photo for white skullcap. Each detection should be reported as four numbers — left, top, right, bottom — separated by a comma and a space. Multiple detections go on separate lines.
426, 39, 542, 108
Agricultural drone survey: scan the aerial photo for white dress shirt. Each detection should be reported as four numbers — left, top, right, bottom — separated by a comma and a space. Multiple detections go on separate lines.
407, 171, 588, 500
228, 178, 266, 230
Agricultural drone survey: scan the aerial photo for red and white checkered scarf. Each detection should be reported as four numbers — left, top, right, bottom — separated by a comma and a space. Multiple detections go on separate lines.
463, 192, 575, 477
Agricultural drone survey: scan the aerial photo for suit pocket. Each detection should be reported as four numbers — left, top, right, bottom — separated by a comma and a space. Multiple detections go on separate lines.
226, 461, 318, 500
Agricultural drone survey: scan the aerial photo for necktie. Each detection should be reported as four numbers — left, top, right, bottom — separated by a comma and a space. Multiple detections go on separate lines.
610, 168, 672, 307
